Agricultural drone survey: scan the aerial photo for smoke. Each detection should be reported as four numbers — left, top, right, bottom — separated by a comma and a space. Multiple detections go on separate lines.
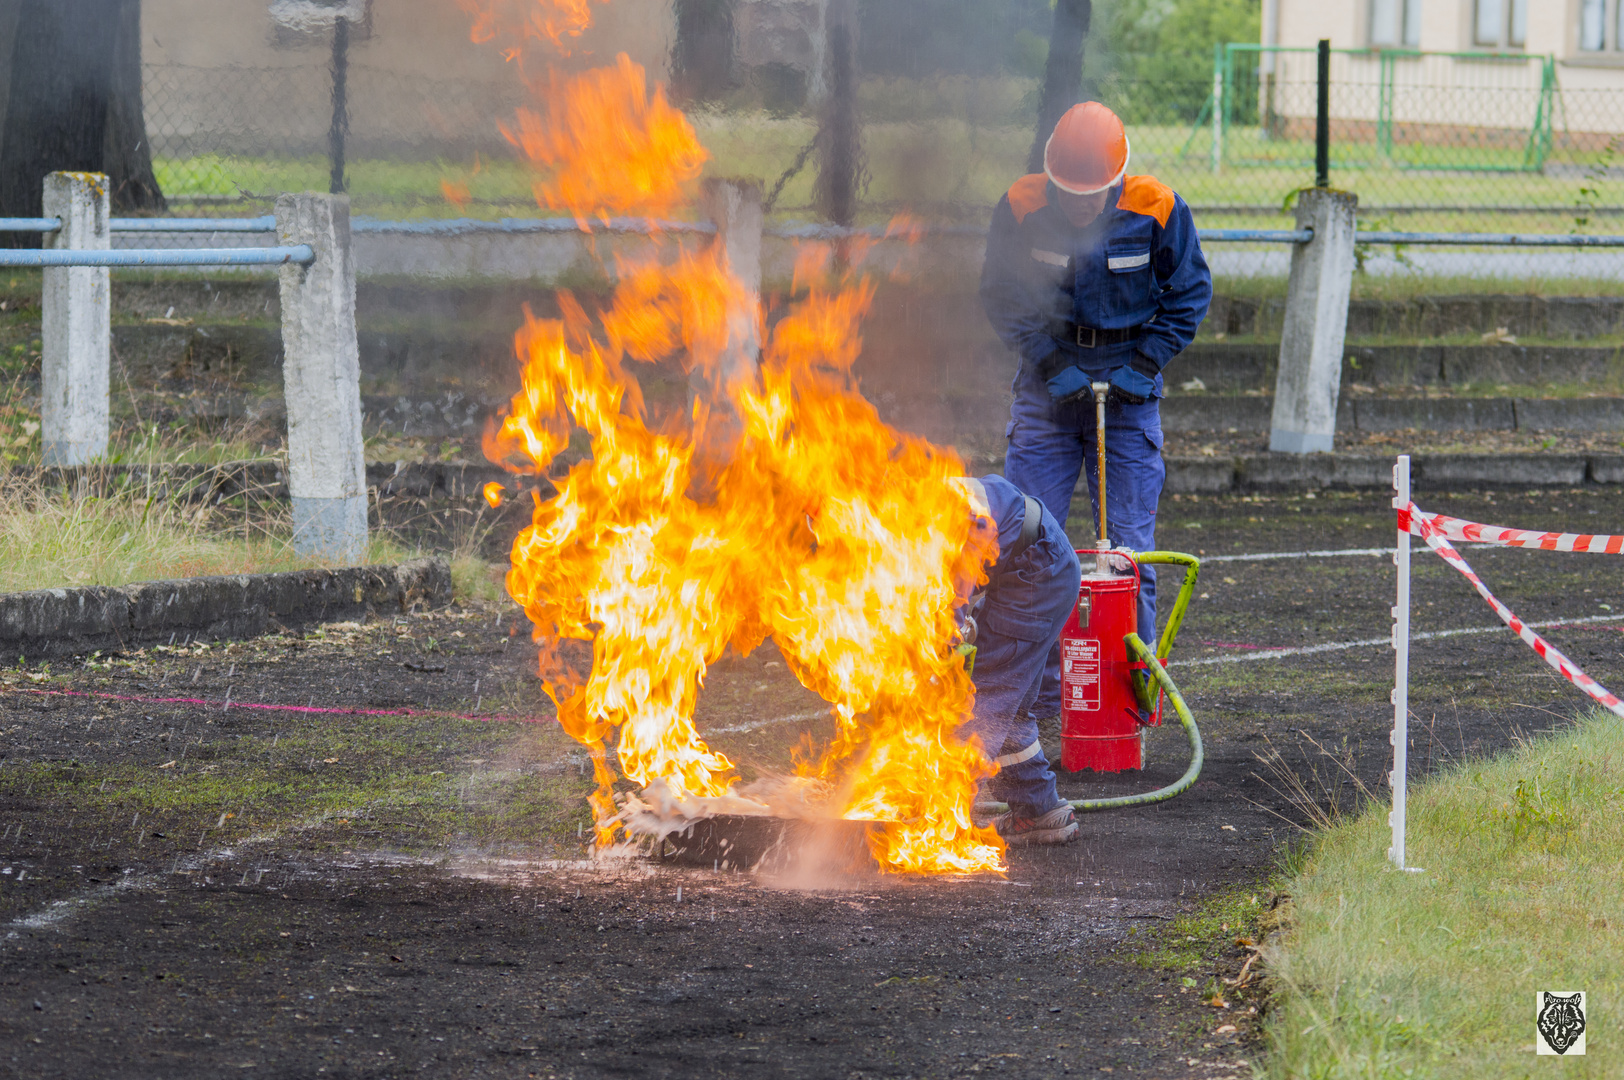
858, 0, 1052, 81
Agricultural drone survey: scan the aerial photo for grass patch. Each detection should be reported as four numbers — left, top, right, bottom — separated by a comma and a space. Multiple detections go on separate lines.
0, 478, 419, 592
1129, 887, 1268, 973
1264, 707, 1624, 1077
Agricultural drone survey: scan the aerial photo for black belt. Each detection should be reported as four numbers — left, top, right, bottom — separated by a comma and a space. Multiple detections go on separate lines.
1006, 496, 1043, 563
1052, 322, 1142, 349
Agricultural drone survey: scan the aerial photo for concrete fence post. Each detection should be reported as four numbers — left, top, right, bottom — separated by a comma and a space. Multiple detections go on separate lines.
700, 176, 763, 384
41, 172, 110, 466
687, 177, 763, 483
1269, 187, 1357, 454
276, 192, 367, 564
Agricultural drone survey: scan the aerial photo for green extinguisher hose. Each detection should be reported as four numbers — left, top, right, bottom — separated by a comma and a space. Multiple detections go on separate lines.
977, 549, 1206, 816
1068, 632, 1204, 812
975, 633, 1204, 815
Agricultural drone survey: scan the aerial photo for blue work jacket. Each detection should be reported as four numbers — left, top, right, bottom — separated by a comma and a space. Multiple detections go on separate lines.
979, 173, 1212, 398
974, 473, 1030, 573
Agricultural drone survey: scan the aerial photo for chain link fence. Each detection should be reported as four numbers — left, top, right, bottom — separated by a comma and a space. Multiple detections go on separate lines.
142, 61, 525, 216
135, 42, 1624, 236
1163, 45, 1624, 232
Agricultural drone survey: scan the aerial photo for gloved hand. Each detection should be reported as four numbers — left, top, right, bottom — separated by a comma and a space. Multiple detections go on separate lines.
1044, 362, 1093, 404
1107, 353, 1161, 406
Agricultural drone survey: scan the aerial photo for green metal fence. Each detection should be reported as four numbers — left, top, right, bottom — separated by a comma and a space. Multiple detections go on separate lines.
1204, 44, 1558, 176
1154, 42, 1624, 226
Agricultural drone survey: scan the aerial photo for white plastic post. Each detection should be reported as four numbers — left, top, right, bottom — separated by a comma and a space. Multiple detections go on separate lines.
41, 172, 110, 466
276, 192, 367, 564
1389, 454, 1411, 870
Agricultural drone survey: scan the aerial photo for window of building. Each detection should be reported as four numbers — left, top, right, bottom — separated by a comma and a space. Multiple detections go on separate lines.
1577, 0, 1624, 51
1371, 0, 1422, 46
1473, 0, 1527, 48
1581, 0, 1603, 49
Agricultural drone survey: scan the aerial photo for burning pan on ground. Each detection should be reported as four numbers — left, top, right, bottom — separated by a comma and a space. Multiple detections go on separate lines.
653, 815, 884, 875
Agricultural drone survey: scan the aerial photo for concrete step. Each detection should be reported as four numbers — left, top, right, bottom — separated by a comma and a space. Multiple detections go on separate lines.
1163, 452, 1623, 494
98, 322, 1624, 438
78, 283, 1624, 341
1162, 395, 1624, 433
1174, 341, 1624, 394
1206, 293, 1624, 340
7, 452, 1611, 503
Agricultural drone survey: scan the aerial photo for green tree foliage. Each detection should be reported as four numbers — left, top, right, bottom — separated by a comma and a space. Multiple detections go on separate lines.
1091, 0, 1261, 125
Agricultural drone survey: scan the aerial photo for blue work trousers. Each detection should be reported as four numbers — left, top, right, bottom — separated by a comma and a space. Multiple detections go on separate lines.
1003, 361, 1165, 720
960, 507, 1081, 817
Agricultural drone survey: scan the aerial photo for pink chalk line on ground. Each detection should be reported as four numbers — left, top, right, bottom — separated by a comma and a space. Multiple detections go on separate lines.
0, 685, 540, 725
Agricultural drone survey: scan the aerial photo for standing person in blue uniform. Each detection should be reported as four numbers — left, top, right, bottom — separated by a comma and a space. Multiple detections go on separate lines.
954, 473, 1081, 845
979, 102, 1212, 732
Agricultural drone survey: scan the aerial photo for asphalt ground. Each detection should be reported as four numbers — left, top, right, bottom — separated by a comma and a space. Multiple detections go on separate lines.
2, 485, 1623, 1079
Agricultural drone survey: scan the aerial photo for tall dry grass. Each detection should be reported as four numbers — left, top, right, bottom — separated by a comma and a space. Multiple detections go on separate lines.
0, 473, 406, 593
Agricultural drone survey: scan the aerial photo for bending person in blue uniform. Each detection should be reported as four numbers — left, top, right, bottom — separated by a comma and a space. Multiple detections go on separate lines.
955, 474, 1081, 846
979, 102, 1212, 731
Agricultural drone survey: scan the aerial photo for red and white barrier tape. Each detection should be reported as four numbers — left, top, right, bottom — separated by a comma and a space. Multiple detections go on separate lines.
1404, 501, 1624, 718
1399, 505, 1624, 554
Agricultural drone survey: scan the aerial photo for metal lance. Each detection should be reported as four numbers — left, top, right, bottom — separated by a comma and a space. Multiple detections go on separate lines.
1092, 381, 1110, 575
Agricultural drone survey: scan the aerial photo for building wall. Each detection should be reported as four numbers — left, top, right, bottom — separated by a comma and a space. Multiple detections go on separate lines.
1273, 0, 1624, 72
1268, 0, 1624, 129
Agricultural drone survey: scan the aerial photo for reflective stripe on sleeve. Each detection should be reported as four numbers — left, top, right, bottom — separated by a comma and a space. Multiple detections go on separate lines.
995, 739, 1043, 767
1030, 248, 1068, 267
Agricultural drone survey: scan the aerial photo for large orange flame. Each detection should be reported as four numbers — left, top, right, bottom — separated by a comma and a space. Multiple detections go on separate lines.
502, 54, 708, 225
466, 0, 1005, 873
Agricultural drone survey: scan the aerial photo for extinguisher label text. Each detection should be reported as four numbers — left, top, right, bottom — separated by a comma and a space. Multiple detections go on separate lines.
1062, 638, 1101, 712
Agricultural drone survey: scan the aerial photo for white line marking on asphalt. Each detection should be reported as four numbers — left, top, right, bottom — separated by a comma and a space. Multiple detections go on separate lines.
3, 806, 386, 937
1170, 614, 1624, 667
1202, 547, 1394, 563
1201, 542, 1535, 564
704, 711, 829, 735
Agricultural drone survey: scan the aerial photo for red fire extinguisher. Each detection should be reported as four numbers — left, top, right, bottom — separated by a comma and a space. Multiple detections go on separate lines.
1059, 383, 1200, 774
1059, 547, 1154, 772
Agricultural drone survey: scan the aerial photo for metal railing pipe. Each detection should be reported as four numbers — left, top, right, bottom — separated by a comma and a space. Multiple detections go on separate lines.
1199, 228, 1315, 243
110, 216, 278, 232
349, 215, 717, 236
10, 214, 1622, 251
1355, 231, 1624, 246
0, 245, 314, 267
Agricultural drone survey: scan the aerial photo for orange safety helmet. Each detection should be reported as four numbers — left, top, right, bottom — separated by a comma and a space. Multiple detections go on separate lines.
1043, 102, 1131, 195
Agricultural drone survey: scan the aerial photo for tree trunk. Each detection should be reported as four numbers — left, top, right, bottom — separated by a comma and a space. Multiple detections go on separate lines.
0, 0, 163, 234
328, 16, 348, 195
104, 0, 165, 211
814, 0, 860, 228
1027, 0, 1092, 175
672, 0, 735, 103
